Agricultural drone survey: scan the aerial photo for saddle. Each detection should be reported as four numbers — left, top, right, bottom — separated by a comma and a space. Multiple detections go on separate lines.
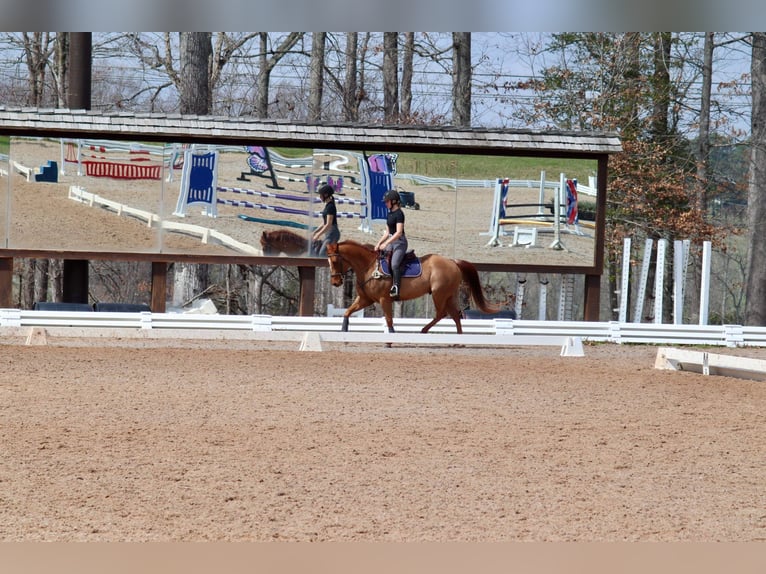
378, 250, 422, 278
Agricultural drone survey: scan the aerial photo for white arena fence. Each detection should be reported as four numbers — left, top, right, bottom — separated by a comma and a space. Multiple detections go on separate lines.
1, 309, 766, 348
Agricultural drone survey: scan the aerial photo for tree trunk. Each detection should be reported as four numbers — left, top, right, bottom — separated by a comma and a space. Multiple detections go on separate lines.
383, 32, 399, 122
171, 263, 208, 307
308, 32, 326, 122
697, 32, 714, 213
343, 32, 358, 121
400, 32, 414, 120
254, 33, 270, 118
175, 32, 213, 306
687, 32, 714, 324
650, 32, 672, 142
452, 32, 471, 126
179, 32, 212, 115
55, 32, 69, 106
253, 32, 303, 118
745, 32, 766, 325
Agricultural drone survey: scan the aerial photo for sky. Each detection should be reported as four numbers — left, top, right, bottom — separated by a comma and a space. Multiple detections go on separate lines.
1, 0, 766, 31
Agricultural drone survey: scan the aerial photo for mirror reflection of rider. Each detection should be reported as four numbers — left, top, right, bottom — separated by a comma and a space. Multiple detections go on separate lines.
312, 183, 340, 256
375, 189, 407, 300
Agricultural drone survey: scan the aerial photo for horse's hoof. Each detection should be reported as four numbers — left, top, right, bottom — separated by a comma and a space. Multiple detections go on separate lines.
388, 327, 395, 333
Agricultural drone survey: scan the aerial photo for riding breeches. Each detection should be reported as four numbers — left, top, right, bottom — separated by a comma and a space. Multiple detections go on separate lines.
386, 235, 408, 270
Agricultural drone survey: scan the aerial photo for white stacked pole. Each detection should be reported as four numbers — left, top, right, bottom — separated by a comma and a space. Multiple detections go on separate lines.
672, 240, 691, 325
537, 170, 546, 216
653, 238, 668, 323
549, 173, 565, 250
699, 240, 712, 325
538, 276, 549, 321
619, 237, 632, 323
633, 238, 653, 323
514, 275, 526, 319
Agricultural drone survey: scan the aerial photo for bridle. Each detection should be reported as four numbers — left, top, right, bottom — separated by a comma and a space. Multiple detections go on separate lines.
327, 251, 347, 281
327, 247, 378, 292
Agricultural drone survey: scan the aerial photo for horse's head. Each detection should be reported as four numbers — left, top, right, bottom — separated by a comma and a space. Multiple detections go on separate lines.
259, 231, 275, 255
326, 242, 345, 286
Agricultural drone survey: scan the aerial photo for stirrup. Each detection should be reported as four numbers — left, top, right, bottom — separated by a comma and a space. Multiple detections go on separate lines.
389, 285, 399, 299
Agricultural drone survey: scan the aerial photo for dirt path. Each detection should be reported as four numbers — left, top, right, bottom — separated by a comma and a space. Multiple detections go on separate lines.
1, 339, 765, 541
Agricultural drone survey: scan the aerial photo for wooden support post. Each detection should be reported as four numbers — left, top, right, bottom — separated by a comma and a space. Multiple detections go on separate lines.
583, 273, 600, 321
298, 266, 315, 317
0, 257, 13, 307
151, 262, 167, 313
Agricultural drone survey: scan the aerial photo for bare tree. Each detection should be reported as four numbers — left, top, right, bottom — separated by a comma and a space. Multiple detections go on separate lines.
54, 32, 69, 106
650, 32, 672, 142
21, 32, 54, 106
697, 32, 714, 212
745, 32, 766, 325
401, 32, 414, 120
452, 32, 471, 126
383, 32, 399, 122
342, 32, 359, 121
308, 32, 326, 122
253, 32, 303, 118
179, 32, 212, 114
173, 33, 213, 306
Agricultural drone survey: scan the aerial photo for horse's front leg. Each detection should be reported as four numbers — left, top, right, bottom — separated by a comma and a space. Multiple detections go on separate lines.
380, 298, 395, 333
342, 295, 372, 332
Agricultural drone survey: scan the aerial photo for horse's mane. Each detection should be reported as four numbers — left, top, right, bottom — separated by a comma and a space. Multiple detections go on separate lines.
340, 239, 376, 252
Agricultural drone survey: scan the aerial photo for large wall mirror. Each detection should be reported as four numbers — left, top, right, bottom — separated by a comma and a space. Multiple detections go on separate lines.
2, 136, 598, 268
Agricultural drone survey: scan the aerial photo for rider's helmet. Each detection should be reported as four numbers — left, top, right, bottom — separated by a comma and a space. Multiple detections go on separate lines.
383, 189, 400, 204
317, 183, 334, 200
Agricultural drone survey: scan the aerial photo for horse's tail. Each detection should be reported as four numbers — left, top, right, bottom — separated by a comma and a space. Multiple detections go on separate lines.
455, 260, 501, 314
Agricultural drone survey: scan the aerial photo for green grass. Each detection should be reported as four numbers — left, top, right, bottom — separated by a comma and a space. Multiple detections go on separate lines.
393, 151, 597, 183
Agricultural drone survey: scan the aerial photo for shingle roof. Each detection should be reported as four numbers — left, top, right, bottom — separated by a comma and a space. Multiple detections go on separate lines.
0, 107, 622, 156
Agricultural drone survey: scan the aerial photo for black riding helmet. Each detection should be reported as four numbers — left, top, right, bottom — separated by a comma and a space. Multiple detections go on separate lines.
383, 189, 400, 204
317, 183, 334, 200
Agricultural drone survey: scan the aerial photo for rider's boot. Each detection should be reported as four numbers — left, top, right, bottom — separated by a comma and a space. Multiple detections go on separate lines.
390, 268, 401, 300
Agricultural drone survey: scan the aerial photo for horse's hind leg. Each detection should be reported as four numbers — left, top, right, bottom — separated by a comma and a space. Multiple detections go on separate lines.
447, 301, 463, 334
420, 297, 449, 333
421, 292, 462, 334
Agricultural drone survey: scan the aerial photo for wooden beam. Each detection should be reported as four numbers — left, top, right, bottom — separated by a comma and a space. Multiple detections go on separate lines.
298, 266, 315, 317
0, 257, 13, 307
151, 262, 167, 313
583, 273, 600, 321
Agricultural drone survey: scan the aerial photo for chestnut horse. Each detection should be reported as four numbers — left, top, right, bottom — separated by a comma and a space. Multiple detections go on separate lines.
260, 229, 320, 256
326, 240, 499, 333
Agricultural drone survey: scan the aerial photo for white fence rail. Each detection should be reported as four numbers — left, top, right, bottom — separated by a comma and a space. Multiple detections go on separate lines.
2, 309, 766, 348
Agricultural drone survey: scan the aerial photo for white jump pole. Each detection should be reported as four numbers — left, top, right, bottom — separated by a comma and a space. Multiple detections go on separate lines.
537, 170, 546, 216
619, 237, 631, 322
549, 173, 565, 250
633, 238, 653, 323
538, 276, 549, 321
673, 240, 684, 325
653, 238, 668, 324
515, 275, 526, 319
699, 240, 711, 325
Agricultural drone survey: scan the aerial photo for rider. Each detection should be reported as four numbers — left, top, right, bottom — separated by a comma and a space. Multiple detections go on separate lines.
312, 183, 340, 256
375, 189, 408, 300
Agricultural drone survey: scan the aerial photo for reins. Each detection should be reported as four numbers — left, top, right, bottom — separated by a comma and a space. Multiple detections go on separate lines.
328, 245, 380, 292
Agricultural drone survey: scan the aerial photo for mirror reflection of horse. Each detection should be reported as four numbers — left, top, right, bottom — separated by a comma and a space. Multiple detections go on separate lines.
326, 240, 499, 333
260, 229, 320, 256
